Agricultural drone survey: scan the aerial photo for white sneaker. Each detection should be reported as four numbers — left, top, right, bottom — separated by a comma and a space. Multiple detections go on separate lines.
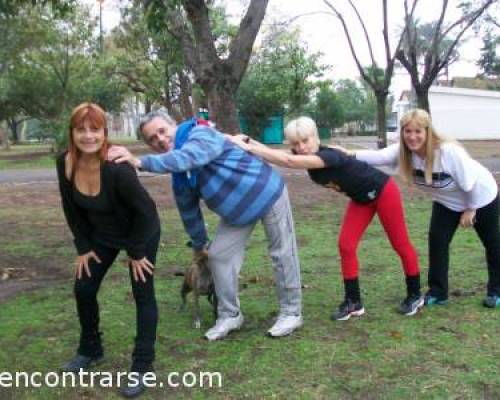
204, 313, 244, 341
267, 314, 303, 337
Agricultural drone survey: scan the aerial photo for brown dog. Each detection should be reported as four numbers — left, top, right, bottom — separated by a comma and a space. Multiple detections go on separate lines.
180, 247, 217, 329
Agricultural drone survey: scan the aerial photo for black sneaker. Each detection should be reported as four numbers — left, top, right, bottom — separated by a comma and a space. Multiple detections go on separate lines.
483, 295, 500, 308
120, 372, 149, 398
424, 293, 449, 306
331, 299, 365, 321
61, 354, 103, 373
399, 294, 424, 316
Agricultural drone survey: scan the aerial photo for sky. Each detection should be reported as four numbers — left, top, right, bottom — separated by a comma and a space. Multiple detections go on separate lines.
84, 0, 485, 98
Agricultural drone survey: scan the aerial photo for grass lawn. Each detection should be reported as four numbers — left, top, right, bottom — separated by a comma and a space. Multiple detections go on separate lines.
0, 175, 499, 399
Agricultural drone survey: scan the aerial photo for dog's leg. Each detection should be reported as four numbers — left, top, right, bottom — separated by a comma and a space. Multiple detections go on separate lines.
209, 283, 218, 320
180, 281, 189, 312
193, 291, 201, 329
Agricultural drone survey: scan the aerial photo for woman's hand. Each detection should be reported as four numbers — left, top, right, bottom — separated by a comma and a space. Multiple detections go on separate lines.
460, 209, 476, 228
227, 134, 251, 151
129, 257, 155, 282
75, 251, 102, 279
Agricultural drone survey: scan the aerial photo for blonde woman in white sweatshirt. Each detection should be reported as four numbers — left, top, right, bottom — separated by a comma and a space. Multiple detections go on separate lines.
355, 109, 500, 309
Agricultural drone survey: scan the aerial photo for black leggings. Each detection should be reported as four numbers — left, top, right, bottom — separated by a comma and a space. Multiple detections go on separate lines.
428, 196, 500, 299
74, 231, 160, 373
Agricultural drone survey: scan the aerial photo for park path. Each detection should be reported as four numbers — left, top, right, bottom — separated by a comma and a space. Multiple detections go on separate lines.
2, 138, 500, 185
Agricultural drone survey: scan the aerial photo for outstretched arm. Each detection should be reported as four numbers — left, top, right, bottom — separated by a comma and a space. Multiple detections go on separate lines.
230, 135, 326, 170
354, 143, 400, 166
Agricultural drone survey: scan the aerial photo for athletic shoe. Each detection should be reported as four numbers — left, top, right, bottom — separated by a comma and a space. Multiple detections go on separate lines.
399, 294, 424, 316
331, 299, 365, 321
120, 372, 150, 398
424, 294, 449, 306
61, 354, 103, 373
204, 313, 244, 341
267, 315, 303, 337
483, 295, 500, 308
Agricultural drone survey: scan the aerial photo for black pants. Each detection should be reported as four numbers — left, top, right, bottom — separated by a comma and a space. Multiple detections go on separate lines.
428, 197, 500, 299
74, 231, 160, 373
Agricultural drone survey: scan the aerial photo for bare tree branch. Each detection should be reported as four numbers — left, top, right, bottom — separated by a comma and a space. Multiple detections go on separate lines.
437, 1, 495, 73
347, 0, 377, 68
322, 0, 374, 89
227, 0, 269, 83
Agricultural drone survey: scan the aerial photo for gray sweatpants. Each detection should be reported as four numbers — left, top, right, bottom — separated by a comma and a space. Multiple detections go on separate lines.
208, 187, 302, 318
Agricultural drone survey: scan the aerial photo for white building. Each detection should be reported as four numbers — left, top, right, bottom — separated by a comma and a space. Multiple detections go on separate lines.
428, 86, 500, 140
392, 86, 500, 140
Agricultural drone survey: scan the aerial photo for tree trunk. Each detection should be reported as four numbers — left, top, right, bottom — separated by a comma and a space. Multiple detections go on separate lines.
415, 87, 430, 113
206, 84, 240, 133
178, 0, 269, 134
0, 122, 9, 150
162, 89, 182, 122
376, 94, 388, 149
7, 118, 19, 144
178, 71, 194, 119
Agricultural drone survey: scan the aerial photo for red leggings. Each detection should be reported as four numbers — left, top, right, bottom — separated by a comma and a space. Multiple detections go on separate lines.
338, 178, 419, 280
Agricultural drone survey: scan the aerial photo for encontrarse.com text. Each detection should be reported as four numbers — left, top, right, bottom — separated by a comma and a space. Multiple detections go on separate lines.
0, 370, 222, 389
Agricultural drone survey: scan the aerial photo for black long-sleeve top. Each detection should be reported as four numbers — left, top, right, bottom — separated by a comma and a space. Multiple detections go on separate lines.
56, 152, 161, 260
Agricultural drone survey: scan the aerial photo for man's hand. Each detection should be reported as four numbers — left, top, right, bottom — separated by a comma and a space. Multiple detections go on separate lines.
460, 209, 476, 228
107, 145, 142, 169
129, 256, 155, 283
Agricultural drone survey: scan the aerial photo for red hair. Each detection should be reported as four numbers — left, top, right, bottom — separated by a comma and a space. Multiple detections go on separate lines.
68, 102, 110, 177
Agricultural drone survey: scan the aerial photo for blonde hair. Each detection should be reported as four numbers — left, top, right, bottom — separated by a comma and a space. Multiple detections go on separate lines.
398, 108, 454, 185
284, 116, 320, 146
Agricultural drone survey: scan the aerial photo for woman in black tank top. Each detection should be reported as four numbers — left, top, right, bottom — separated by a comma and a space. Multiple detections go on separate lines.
56, 103, 160, 397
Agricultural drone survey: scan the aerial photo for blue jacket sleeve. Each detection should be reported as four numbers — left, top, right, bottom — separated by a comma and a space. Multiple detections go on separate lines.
139, 127, 225, 173
173, 184, 209, 251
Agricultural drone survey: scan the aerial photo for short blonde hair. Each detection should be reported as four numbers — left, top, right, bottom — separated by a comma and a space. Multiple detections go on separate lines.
284, 116, 320, 145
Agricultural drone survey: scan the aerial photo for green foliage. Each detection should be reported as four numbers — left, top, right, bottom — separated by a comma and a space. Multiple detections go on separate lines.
237, 26, 325, 137
0, 2, 129, 148
305, 81, 344, 130
478, 29, 500, 77
335, 79, 376, 129
112, 2, 175, 106
0, 0, 75, 17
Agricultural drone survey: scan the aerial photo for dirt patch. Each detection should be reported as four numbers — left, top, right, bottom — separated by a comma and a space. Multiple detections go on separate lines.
461, 140, 500, 159
0, 255, 68, 303
0, 175, 179, 304
1, 159, 499, 304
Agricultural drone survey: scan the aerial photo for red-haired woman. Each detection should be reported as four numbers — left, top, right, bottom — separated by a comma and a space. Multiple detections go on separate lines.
56, 103, 160, 397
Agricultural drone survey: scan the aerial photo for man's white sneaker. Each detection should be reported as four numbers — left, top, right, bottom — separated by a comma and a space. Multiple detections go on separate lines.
267, 315, 303, 337
204, 313, 244, 341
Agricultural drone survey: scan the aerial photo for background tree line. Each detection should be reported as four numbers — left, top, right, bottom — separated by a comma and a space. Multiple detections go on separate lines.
0, 0, 498, 149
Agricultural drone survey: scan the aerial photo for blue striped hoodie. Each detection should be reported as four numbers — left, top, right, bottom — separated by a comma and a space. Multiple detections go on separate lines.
140, 125, 284, 250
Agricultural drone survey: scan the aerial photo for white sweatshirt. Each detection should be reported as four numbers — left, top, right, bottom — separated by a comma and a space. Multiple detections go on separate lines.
356, 142, 498, 212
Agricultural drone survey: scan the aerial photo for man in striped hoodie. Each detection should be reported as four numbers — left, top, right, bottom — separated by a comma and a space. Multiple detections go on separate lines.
109, 111, 303, 341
